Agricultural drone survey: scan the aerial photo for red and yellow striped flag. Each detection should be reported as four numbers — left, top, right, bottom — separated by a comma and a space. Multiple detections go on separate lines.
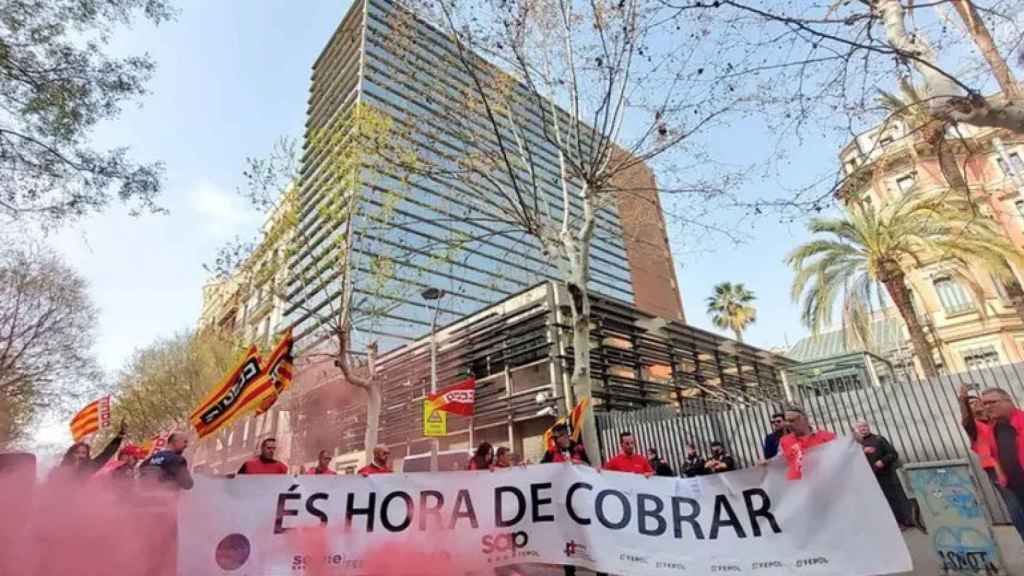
190, 329, 295, 439
543, 396, 589, 450
254, 329, 294, 415
69, 396, 112, 442
190, 345, 263, 439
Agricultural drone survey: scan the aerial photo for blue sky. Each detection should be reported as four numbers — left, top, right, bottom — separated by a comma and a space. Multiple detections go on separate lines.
44, 0, 832, 409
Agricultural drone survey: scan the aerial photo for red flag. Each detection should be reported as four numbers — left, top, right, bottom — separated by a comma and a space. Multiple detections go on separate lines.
427, 377, 476, 416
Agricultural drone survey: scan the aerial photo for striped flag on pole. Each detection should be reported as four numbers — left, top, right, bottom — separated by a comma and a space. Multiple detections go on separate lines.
190, 346, 264, 439
255, 329, 295, 415
69, 396, 112, 442
543, 396, 589, 450
190, 330, 295, 439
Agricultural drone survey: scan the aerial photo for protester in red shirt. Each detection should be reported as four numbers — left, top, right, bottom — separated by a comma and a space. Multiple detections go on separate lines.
237, 438, 289, 475
603, 432, 654, 477
779, 407, 836, 480
357, 446, 392, 476
981, 388, 1024, 532
965, 386, 1024, 538
309, 449, 336, 475
467, 442, 494, 470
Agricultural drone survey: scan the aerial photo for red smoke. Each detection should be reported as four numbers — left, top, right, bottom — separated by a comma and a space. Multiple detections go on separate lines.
0, 449, 484, 576
0, 465, 178, 576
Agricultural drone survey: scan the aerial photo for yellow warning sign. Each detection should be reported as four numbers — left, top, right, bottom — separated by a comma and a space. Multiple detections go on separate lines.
423, 400, 447, 437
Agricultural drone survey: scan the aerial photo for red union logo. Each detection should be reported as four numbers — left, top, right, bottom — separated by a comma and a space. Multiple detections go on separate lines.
444, 391, 474, 403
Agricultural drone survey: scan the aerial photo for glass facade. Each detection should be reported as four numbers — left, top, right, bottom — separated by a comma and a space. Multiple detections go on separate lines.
286, 0, 642, 352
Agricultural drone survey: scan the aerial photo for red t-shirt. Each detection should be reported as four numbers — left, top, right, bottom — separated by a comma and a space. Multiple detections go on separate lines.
602, 453, 654, 475
238, 458, 289, 475
973, 420, 999, 470
310, 466, 336, 475
357, 463, 392, 476
780, 430, 836, 480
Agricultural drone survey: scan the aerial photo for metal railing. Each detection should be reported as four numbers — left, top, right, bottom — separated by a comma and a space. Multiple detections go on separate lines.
596, 361, 1024, 524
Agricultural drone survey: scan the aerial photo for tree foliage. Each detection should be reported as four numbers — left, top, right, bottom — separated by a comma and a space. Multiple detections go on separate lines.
706, 282, 757, 342
109, 329, 240, 440
0, 244, 101, 447
787, 188, 1024, 377
0, 0, 175, 226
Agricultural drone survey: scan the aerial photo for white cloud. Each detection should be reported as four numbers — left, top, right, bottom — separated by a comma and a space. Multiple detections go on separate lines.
188, 180, 262, 236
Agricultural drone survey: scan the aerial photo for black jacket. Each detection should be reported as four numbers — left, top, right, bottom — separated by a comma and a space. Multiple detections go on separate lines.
859, 433, 899, 476
682, 453, 707, 478
650, 457, 675, 477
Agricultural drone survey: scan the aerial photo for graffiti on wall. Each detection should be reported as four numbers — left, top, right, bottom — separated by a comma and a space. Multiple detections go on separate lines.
905, 464, 1004, 576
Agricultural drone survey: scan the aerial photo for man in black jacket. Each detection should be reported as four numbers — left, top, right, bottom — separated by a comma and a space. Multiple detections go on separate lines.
682, 443, 707, 478
647, 447, 675, 477
854, 421, 913, 529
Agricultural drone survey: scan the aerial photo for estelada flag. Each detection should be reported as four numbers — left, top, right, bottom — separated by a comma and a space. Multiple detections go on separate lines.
427, 377, 476, 416
543, 396, 589, 450
190, 345, 264, 439
69, 396, 112, 442
254, 329, 295, 415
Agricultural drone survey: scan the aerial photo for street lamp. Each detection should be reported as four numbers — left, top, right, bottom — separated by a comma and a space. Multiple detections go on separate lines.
422, 287, 445, 472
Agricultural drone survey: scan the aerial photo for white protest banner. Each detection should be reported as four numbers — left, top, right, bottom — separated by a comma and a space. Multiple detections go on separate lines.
178, 437, 912, 575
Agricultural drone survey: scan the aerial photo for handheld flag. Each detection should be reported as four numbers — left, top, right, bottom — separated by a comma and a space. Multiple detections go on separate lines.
190, 346, 263, 439
69, 396, 112, 442
255, 329, 295, 415
427, 377, 476, 416
544, 396, 589, 450
140, 432, 170, 459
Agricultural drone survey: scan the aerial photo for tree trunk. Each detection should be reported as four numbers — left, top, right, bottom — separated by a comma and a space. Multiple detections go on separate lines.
733, 328, 744, 343
882, 274, 939, 378
364, 382, 382, 451
949, 0, 1019, 97
567, 279, 600, 463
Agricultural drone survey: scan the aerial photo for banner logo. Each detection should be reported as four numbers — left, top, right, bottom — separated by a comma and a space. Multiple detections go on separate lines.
215, 533, 251, 571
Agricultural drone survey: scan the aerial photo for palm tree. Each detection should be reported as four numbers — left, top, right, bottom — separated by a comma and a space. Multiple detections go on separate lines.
788, 190, 1024, 379
706, 282, 757, 342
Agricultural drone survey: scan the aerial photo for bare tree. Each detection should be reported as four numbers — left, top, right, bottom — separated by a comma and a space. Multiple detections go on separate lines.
382, 0, 738, 453
0, 245, 101, 446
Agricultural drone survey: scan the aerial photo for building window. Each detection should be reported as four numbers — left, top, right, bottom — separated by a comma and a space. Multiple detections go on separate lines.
1014, 199, 1024, 222
991, 273, 1016, 302
933, 276, 973, 314
961, 345, 1001, 371
879, 135, 895, 148
997, 152, 1024, 176
896, 175, 916, 194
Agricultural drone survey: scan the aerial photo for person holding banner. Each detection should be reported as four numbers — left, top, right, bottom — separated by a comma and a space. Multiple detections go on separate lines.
780, 406, 836, 480
603, 431, 653, 476
138, 433, 193, 490
357, 446, 392, 476
309, 450, 337, 475
540, 424, 591, 465
238, 438, 289, 475
468, 442, 495, 470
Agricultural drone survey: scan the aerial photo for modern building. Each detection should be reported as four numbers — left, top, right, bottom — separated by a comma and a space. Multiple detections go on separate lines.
836, 111, 1024, 373
284, 0, 684, 356
275, 282, 791, 472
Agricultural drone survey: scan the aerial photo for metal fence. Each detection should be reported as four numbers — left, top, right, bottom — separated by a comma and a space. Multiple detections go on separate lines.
595, 361, 1024, 524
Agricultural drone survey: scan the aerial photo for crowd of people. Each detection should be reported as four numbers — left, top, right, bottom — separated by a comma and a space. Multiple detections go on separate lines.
51, 385, 1024, 552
